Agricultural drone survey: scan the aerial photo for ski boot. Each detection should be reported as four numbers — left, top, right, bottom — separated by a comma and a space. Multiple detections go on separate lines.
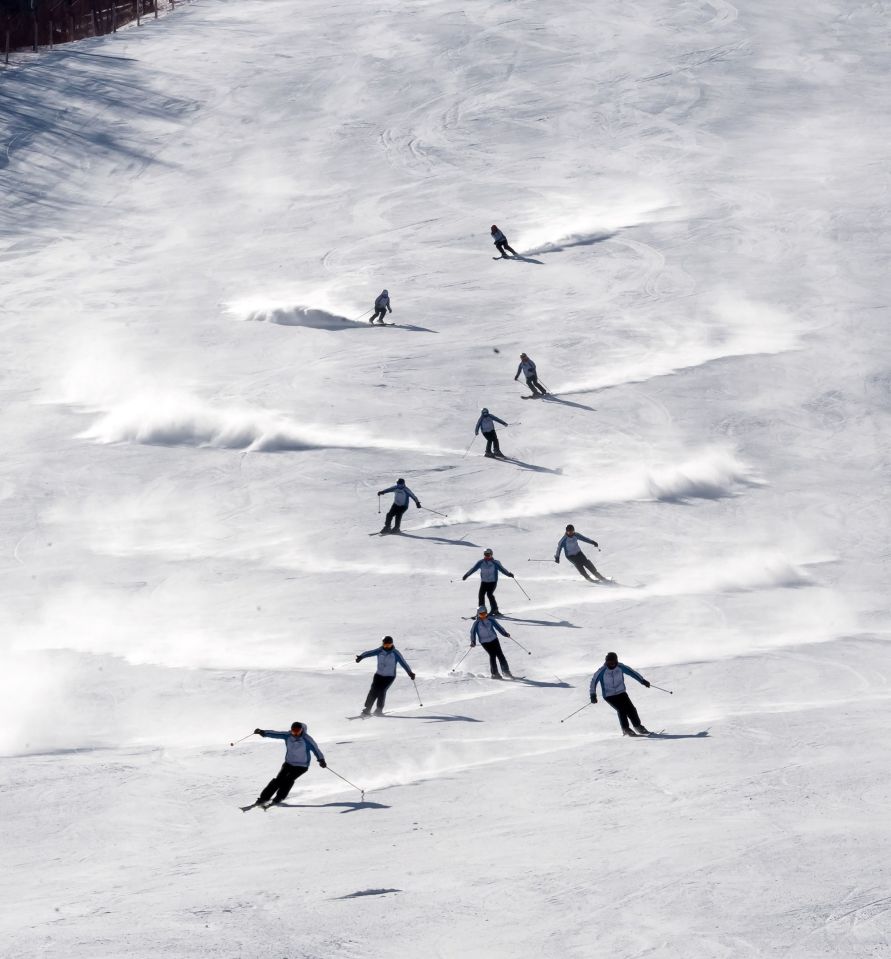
623, 728, 639, 737
634, 725, 651, 735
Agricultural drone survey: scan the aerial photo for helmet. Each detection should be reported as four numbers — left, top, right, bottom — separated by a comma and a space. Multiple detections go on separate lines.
484, 548, 493, 556
481, 407, 489, 415
290, 722, 303, 732
382, 635, 395, 645
477, 606, 488, 615
605, 651, 618, 663
396, 478, 405, 485
382, 289, 388, 294
520, 352, 527, 357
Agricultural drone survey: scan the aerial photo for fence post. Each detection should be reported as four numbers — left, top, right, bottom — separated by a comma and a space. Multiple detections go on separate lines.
32, 13, 37, 51
49, 18, 53, 48
112, 1, 116, 32
137, 0, 141, 26
4, 29, 9, 66
91, 4, 98, 37
154, 0, 158, 20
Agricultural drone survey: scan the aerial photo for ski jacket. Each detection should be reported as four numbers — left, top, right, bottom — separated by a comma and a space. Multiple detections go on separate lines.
491, 228, 506, 244
470, 616, 508, 645
357, 646, 413, 678
465, 557, 512, 583
475, 413, 507, 434
516, 358, 537, 379
555, 532, 598, 560
375, 291, 391, 311
259, 727, 325, 767
590, 663, 647, 698
380, 484, 420, 508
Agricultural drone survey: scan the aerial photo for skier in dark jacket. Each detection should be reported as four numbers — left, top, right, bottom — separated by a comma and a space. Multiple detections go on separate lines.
555, 525, 608, 582
377, 478, 421, 533
514, 353, 547, 396
470, 607, 513, 678
370, 289, 392, 324
475, 408, 508, 458
248, 721, 326, 807
590, 652, 651, 736
356, 636, 415, 716
490, 224, 518, 258
462, 548, 514, 615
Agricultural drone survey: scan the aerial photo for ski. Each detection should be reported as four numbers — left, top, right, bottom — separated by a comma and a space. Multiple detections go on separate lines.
240, 802, 262, 812
369, 323, 396, 327
347, 714, 371, 720
368, 529, 404, 536
521, 394, 548, 399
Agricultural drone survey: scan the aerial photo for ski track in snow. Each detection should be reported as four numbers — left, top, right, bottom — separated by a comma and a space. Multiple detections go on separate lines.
1, 0, 890, 956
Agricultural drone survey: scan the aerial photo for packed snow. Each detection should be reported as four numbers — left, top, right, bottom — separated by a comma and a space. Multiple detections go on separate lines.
1, 0, 889, 956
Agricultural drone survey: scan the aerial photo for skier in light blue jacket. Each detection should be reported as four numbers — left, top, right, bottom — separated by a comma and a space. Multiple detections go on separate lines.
370, 289, 392, 324
249, 721, 326, 807
462, 547, 514, 615
356, 636, 416, 716
475, 407, 508, 458
590, 652, 651, 737
469, 607, 514, 678
555, 524, 608, 582
514, 353, 547, 396
377, 478, 420, 534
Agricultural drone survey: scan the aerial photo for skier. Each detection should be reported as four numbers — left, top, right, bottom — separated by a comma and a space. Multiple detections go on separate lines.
369, 289, 392, 324
470, 606, 513, 679
356, 635, 416, 716
475, 407, 508, 458
590, 652, 651, 737
462, 547, 515, 615
248, 721, 326, 807
377, 478, 421, 533
555, 524, 608, 583
514, 353, 547, 396
490, 224, 518, 258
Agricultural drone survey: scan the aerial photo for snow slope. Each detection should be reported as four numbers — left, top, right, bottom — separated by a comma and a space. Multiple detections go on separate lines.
1, 0, 890, 956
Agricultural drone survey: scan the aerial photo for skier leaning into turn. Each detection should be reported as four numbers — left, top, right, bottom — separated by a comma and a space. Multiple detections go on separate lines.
377, 478, 421, 533
470, 606, 514, 679
247, 721, 326, 808
490, 224, 518, 258
514, 353, 547, 396
356, 635, 416, 716
555, 524, 608, 582
590, 652, 651, 737
462, 547, 515, 615
370, 289, 392, 324
475, 407, 508, 458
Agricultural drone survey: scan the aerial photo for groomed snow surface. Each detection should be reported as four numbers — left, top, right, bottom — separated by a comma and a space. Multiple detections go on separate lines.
2, 0, 890, 956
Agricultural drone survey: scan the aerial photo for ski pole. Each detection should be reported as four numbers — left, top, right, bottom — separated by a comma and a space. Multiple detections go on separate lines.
462, 435, 477, 459
421, 506, 449, 518
352, 309, 372, 321
506, 634, 532, 656
378, 494, 381, 514
326, 766, 366, 802
512, 577, 532, 601
527, 558, 553, 563
412, 679, 424, 706
450, 646, 473, 672
559, 702, 591, 723
650, 684, 674, 694
229, 732, 254, 747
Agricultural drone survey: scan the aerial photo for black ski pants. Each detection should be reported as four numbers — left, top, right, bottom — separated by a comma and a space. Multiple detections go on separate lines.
385, 503, 408, 530
370, 308, 389, 323
259, 762, 308, 804
604, 692, 642, 731
482, 429, 502, 455
569, 551, 605, 582
495, 240, 518, 257
478, 581, 500, 614
526, 376, 547, 395
481, 639, 511, 677
365, 673, 396, 711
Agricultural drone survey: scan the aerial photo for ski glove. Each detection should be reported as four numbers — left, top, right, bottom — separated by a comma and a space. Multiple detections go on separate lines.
318, 759, 327, 768
355, 656, 362, 663
554, 557, 559, 563
408, 672, 416, 681
643, 680, 651, 687
254, 728, 264, 735
593, 541, 599, 548
416, 502, 422, 508
507, 573, 515, 578
590, 694, 597, 704
462, 575, 468, 581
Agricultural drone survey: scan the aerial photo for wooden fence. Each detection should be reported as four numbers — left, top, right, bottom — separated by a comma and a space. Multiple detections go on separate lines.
2, 0, 181, 58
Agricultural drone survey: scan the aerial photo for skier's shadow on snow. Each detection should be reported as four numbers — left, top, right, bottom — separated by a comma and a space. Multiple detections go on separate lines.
523, 232, 617, 256
647, 730, 710, 741
503, 254, 545, 265
276, 800, 390, 813
395, 531, 479, 548
499, 615, 580, 629
381, 713, 483, 723
514, 677, 573, 689
393, 323, 439, 333
542, 395, 597, 413
497, 456, 562, 475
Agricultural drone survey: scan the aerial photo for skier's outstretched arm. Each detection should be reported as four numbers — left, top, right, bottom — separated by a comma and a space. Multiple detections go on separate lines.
305, 734, 326, 767
589, 667, 606, 702
355, 649, 377, 663
495, 559, 514, 578
258, 730, 289, 740
492, 416, 508, 427
621, 664, 650, 687
554, 536, 566, 562
395, 650, 415, 678
463, 560, 481, 580
577, 533, 599, 547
